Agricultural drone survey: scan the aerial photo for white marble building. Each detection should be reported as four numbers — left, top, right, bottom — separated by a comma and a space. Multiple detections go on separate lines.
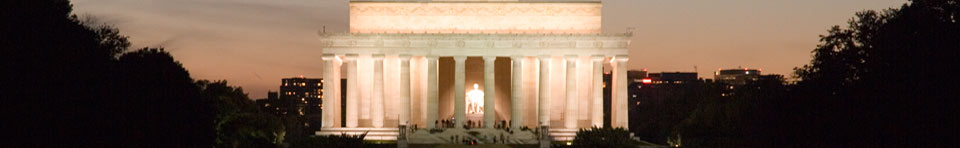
316, 0, 631, 143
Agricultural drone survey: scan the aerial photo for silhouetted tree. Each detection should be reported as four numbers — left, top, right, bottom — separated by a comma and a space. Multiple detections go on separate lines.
786, 0, 959, 147
111, 47, 212, 147
291, 132, 367, 148
2, 0, 132, 146
2, 1, 216, 147
572, 127, 643, 148
199, 80, 285, 148
629, 81, 720, 145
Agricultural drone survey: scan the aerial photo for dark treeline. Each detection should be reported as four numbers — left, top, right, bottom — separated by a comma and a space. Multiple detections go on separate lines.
2, 0, 282, 147
630, 0, 958, 147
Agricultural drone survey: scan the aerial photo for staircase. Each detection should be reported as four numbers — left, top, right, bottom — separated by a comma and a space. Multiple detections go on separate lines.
316, 128, 399, 140
548, 128, 579, 141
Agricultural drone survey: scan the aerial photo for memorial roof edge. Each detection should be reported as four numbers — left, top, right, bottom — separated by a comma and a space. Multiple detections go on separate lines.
318, 32, 632, 39
350, 0, 601, 3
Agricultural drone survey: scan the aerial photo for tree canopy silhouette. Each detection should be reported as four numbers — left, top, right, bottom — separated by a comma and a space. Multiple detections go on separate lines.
787, 0, 958, 147
1, 0, 241, 147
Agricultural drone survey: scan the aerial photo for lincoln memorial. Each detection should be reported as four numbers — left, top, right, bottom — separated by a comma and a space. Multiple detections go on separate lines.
316, 0, 632, 145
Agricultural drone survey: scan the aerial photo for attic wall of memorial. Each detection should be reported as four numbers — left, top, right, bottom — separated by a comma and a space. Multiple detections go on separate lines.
349, 2, 602, 34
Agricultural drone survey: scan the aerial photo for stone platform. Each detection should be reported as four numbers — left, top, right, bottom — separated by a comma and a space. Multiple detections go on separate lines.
316, 128, 400, 140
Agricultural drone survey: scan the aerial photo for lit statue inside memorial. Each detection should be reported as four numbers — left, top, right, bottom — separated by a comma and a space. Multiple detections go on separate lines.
466, 83, 484, 114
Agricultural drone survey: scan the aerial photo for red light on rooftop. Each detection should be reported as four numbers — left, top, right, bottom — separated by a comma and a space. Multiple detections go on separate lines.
641, 78, 653, 84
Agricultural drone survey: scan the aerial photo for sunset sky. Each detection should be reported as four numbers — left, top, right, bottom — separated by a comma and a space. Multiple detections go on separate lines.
72, 0, 906, 99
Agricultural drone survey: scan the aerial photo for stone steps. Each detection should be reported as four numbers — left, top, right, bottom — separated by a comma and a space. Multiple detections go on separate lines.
548, 128, 580, 141
316, 128, 400, 140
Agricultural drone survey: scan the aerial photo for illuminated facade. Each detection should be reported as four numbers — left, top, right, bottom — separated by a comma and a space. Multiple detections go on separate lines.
317, 0, 632, 145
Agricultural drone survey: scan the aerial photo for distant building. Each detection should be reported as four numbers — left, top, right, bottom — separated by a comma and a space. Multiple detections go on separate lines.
648, 72, 698, 84
279, 77, 323, 131
714, 68, 761, 85
256, 77, 340, 134
627, 70, 648, 82
256, 91, 281, 116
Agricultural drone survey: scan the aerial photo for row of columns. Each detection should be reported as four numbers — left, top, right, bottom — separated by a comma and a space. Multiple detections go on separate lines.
321, 54, 629, 129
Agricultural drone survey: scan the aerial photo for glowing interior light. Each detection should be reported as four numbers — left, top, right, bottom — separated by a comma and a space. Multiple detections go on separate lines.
641, 78, 653, 84
466, 83, 484, 114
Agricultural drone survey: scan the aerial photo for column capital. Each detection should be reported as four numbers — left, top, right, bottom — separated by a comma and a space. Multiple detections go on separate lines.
322, 54, 337, 60
425, 55, 439, 60
509, 55, 524, 60
482, 56, 497, 61
564, 55, 579, 60
398, 54, 412, 60
591, 55, 605, 61
453, 56, 467, 62
538, 55, 552, 60
343, 54, 358, 61
372, 54, 385, 60
614, 55, 630, 62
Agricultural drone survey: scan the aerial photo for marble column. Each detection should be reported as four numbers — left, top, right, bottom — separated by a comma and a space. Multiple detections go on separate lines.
426, 56, 439, 128
453, 56, 467, 128
345, 54, 359, 128
321, 54, 336, 128
419, 57, 429, 127
591, 55, 604, 127
564, 55, 578, 129
537, 55, 551, 126
510, 56, 523, 129
482, 56, 496, 128
332, 55, 342, 127
613, 55, 629, 128
399, 55, 412, 126
372, 54, 385, 128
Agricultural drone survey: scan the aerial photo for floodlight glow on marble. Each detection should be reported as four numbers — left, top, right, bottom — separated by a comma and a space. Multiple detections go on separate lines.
350, 2, 602, 34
